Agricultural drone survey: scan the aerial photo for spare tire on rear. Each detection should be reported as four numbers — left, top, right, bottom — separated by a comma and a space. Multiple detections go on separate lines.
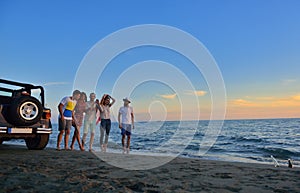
8, 96, 43, 126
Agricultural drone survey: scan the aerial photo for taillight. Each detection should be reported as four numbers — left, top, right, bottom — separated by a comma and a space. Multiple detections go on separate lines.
43, 110, 51, 119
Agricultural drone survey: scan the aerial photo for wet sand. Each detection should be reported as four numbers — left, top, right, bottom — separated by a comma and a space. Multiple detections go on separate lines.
0, 144, 299, 193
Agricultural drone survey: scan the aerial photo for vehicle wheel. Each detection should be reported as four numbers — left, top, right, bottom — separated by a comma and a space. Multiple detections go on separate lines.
25, 134, 49, 150
0, 139, 3, 145
8, 96, 43, 126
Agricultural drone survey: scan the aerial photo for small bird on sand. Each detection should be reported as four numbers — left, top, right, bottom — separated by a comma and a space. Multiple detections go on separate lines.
271, 155, 279, 167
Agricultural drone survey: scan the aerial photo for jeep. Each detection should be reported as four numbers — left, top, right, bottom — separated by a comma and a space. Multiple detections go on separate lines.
0, 79, 52, 150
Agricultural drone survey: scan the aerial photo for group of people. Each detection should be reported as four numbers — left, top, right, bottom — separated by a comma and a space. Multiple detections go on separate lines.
56, 90, 134, 154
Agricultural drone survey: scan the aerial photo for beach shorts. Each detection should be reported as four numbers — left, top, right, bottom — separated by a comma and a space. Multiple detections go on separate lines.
121, 124, 132, 136
58, 118, 72, 131
83, 119, 96, 134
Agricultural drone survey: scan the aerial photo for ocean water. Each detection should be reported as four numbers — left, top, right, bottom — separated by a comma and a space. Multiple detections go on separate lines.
6, 118, 300, 167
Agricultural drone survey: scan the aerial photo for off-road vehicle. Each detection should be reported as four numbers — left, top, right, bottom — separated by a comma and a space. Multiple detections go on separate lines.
0, 79, 52, 150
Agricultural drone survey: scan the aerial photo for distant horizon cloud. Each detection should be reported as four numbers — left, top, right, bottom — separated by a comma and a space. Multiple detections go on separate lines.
281, 79, 297, 85
159, 93, 177, 99
185, 90, 207, 97
231, 99, 257, 107
43, 82, 70, 86
231, 93, 300, 108
291, 93, 300, 101
245, 96, 276, 101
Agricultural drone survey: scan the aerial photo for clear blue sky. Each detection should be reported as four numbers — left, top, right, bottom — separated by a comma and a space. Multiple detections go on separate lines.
1, 0, 300, 121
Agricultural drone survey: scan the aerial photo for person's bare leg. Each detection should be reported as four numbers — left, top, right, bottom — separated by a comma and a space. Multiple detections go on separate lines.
89, 132, 94, 151
76, 129, 84, 151
104, 141, 108, 152
82, 133, 87, 149
104, 132, 109, 152
126, 135, 131, 153
104, 123, 110, 152
122, 135, 126, 153
64, 129, 71, 150
100, 127, 104, 151
57, 130, 64, 150
70, 130, 76, 150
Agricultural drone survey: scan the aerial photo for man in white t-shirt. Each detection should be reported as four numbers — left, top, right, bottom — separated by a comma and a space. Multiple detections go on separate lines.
82, 92, 98, 151
118, 97, 134, 154
57, 90, 81, 150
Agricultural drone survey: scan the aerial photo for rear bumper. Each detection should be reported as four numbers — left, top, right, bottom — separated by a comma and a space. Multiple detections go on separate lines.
0, 127, 52, 134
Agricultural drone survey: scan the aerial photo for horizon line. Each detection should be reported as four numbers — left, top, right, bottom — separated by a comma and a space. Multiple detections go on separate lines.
50, 117, 300, 125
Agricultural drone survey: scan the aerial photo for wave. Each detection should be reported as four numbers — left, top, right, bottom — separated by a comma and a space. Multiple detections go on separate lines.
207, 146, 227, 153
257, 147, 300, 159
230, 136, 264, 143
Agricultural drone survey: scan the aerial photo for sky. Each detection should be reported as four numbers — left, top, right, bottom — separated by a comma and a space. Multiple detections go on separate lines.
1, 0, 300, 122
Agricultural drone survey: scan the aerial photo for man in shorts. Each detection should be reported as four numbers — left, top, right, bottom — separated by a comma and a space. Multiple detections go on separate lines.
82, 92, 97, 151
57, 90, 81, 150
118, 97, 134, 154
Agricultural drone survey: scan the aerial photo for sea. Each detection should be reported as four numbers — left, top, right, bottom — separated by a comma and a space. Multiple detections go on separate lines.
6, 118, 300, 167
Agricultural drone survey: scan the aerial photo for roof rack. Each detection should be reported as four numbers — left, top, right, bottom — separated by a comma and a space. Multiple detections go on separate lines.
0, 79, 45, 107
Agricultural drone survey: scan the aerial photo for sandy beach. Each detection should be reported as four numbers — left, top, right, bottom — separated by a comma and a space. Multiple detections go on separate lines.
0, 144, 299, 193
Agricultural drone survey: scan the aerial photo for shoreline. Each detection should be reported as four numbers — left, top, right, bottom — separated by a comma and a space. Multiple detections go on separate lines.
5, 140, 299, 168
1, 144, 299, 192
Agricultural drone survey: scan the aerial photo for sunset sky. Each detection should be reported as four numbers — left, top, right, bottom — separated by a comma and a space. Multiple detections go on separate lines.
1, 0, 300, 122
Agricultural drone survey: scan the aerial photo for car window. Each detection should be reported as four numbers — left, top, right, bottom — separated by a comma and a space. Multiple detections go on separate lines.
0, 91, 11, 97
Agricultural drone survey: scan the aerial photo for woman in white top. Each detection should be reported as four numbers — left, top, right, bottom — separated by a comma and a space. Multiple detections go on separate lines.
99, 94, 115, 152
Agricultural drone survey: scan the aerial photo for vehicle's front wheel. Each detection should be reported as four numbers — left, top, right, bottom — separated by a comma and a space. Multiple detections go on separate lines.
25, 134, 49, 150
